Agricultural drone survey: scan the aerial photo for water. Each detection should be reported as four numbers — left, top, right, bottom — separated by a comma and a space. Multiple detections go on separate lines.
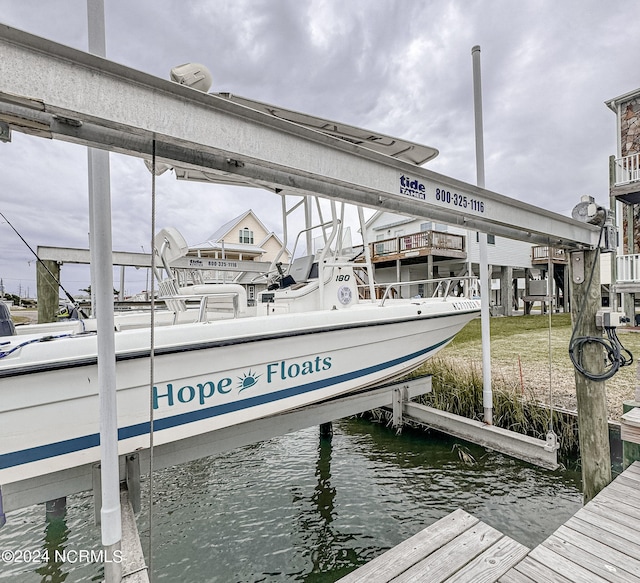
0, 418, 582, 582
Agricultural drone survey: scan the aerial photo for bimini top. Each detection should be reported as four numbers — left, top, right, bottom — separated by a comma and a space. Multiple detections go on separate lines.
215, 93, 439, 166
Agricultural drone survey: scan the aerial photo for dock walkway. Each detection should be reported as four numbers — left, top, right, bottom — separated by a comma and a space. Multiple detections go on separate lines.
337, 462, 640, 582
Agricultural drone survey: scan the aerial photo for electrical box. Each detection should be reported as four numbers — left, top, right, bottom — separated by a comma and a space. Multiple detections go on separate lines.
528, 280, 548, 296
596, 310, 629, 328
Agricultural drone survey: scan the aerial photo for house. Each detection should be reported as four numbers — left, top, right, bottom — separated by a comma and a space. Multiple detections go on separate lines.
607, 88, 640, 319
187, 210, 290, 303
364, 211, 565, 315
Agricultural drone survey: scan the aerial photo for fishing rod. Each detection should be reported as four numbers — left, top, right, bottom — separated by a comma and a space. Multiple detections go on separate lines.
0, 211, 89, 318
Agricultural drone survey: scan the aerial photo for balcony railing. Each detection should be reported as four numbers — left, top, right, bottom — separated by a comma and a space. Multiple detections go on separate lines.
614, 153, 640, 186
531, 246, 567, 264
371, 230, 465, 259
617, 254, 640, 283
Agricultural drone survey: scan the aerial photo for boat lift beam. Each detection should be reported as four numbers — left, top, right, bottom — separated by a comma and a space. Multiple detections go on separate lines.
0, 24, 601, 250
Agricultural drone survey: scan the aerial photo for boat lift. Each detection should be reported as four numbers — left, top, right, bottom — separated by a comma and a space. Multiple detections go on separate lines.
0, 24, 600, 250
0, 22, 609, 580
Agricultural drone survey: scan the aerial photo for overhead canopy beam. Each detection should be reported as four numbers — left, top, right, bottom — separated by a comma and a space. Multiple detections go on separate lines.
37, 246, 271, 273
0, 24, 600, 249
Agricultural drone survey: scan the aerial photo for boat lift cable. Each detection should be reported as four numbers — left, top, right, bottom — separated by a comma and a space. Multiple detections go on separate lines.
0, 211, 89, 318
147, 139, 157, 579
568, 224, 633, 381
544, 255, 560, 454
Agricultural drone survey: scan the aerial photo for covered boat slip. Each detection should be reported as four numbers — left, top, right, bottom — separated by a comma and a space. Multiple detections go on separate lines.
337, 461, 640, 583
0, 23, 600, 249
0, 22, 611, 580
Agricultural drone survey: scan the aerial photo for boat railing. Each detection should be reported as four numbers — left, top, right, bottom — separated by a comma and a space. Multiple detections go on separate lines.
171, 292, 241, 322
378, 276, 479, 306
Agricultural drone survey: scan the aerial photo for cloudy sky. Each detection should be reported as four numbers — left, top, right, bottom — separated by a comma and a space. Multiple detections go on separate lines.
0, 0, 636, 297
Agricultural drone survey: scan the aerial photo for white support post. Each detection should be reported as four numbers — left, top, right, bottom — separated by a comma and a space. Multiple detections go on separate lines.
87, 2, 121, 580
472, 45, 493, 425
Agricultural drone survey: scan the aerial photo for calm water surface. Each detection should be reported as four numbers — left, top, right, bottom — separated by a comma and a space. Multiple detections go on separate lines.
0, 418, 582, 582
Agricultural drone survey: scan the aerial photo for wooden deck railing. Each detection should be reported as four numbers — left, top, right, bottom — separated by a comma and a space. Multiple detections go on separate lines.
371, 230, 464, 259
531, 246, 567, 264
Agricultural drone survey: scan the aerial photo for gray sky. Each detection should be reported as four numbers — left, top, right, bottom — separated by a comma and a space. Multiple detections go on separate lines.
0, 0, 636, 297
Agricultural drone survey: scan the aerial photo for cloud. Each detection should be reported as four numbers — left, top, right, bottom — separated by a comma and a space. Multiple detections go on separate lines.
0, 0, 637, 296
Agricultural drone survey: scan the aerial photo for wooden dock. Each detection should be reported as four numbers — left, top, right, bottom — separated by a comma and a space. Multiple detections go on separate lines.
337, 462, 640, 582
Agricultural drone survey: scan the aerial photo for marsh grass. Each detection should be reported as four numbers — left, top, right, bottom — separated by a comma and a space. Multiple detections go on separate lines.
413, 357, 580, 460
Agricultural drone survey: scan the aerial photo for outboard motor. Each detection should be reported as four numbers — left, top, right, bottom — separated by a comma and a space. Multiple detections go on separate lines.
0, 302, 16, 336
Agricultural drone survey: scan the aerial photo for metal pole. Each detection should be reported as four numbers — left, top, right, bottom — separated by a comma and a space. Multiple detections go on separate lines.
472, 45, 493, 425
305, 196, 313, 255
87, 1, 122, 580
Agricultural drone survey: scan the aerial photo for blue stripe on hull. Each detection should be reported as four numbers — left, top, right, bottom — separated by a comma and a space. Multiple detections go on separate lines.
0, 336, 452, 471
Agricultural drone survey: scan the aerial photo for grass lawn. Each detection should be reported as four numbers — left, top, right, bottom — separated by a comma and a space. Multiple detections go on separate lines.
418, 313, 640, 420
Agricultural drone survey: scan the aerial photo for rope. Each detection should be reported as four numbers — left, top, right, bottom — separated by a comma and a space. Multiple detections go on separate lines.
147, 140, 157, 580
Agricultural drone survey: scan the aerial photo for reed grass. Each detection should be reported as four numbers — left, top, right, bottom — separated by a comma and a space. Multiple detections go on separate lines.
412, 357, 580, 461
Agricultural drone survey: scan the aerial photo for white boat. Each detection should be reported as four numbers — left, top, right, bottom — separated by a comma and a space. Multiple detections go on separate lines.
0, 212, 480, 487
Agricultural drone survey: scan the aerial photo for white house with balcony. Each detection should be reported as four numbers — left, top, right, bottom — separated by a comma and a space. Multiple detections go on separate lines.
606, 88, 640, 321
363, 211, 559, 315
187, 209, 290, 305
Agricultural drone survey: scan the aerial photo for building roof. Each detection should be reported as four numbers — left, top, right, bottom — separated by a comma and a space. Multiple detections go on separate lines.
204, 209, 271, 242
605, 87, 640, 112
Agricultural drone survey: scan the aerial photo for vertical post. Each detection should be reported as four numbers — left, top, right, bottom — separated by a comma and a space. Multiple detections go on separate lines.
472, 45, 492, 425
119, 265, 125, 301
305, 196, 313, 255
570, 249, 611, 502
36, 259, 60, 323
500, 266, 512, 316
319, 422, 333, 439
87, 1, 121, 580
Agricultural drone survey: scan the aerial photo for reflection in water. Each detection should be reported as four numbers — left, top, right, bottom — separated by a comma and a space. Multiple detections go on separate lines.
0, 418, 582, 583
35, 499, 69, 583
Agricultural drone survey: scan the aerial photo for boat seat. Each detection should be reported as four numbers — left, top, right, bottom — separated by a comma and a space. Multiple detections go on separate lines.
288, 255, 315, 283
0, 302, 16, 336
158, 278, 187, 313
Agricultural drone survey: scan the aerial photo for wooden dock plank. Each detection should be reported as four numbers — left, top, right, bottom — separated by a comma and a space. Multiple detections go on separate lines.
622, 462, 640, 481
612, 474, 640, 493
339, 462, 640, 583
336, 509, 477, 583
497, 568, 538, 583
540, 533, 638, 583
594, 482, 640, 517
574, 507, 640, 546
445, 536, 529, 583
585, 499, 640, 536
527, 544, 610, 582
392, 521, 503, 583
596, 489, 640, 520
508, 557, 574, 583
566, 516, 640, 560
552, 524, 640, 579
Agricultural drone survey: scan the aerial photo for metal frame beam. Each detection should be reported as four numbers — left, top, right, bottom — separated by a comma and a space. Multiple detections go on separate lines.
37, 246, 272, 273
0, 24, 600, 249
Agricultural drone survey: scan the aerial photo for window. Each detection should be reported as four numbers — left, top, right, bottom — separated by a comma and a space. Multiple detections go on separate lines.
420, 222, 433, 231
476, 233, 496, 245
239, 228, 254, 244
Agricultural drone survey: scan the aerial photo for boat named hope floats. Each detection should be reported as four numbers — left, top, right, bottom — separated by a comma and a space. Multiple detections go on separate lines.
0, 219, 480, 488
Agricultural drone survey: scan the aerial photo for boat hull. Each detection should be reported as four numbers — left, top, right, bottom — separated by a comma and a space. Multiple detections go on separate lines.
0, 299, 479, 485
